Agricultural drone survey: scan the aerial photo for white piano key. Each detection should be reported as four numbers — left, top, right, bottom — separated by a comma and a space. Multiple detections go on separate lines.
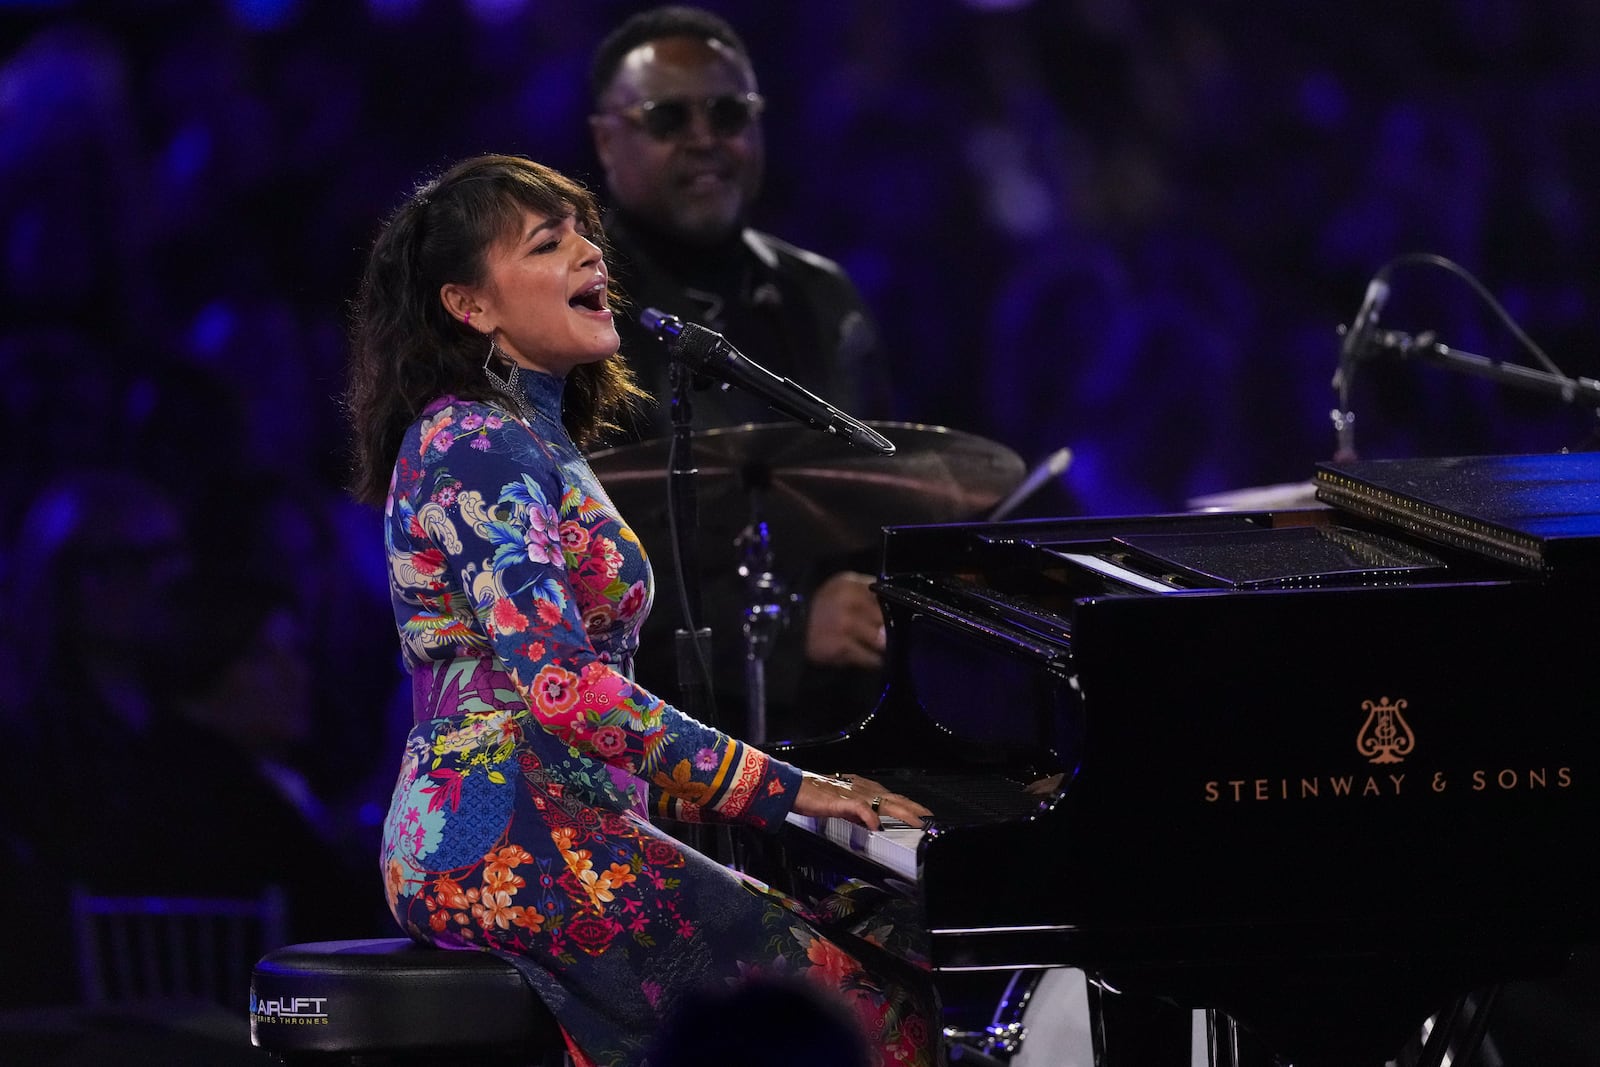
784, 811, 924, 880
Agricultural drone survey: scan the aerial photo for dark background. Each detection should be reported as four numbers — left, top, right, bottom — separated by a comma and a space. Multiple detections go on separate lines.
8, 0, 1600, 515
4, 0, 1600, 959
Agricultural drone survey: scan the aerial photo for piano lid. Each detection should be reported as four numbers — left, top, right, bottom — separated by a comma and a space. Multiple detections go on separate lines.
1315, 451, 1600, 575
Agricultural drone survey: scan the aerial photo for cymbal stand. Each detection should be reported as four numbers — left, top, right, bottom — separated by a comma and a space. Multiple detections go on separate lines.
735, 480, 794, 744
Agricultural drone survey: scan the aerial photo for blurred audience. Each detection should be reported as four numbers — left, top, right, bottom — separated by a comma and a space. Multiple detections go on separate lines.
2, 469, 378, 1009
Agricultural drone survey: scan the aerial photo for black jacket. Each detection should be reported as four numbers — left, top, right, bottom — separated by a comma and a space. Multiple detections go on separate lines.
597, 209, 894, 743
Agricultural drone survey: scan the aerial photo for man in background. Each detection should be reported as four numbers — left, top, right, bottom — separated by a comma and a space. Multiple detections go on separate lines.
587, 5, 893, 742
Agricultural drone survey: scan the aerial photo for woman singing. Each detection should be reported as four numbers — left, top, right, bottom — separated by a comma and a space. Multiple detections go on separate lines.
344, 153, 937, 1066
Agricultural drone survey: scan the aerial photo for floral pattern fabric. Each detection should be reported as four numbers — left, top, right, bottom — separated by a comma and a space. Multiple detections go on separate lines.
378, 369, 937, 1066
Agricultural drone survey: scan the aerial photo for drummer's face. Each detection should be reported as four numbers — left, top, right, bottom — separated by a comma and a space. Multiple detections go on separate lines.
590, 34, 764, 245
446, 208, 618, 377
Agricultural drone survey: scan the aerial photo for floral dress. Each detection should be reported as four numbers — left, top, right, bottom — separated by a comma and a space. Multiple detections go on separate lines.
378, 368, 937, 1067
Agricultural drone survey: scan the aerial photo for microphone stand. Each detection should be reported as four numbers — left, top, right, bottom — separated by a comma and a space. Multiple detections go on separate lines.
642, 306, 895, 744
661, 360, 739, 865
665, 360, 718, 730
1333, 329, 1600, 460
1372, 329, 1600, 409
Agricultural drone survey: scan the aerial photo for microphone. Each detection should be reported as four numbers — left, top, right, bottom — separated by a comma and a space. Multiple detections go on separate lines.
1334, 275, 1391, 390
639, 308, 895, 456
1330, 273, 1391, 462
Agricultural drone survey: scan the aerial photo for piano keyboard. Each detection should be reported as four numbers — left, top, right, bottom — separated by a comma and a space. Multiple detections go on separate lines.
784, 770, 1052, 881
785, 811, 924, 880
870, 769, 1052, 826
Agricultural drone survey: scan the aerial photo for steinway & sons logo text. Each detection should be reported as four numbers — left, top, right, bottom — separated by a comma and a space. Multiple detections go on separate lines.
1202, 695, 1573, 803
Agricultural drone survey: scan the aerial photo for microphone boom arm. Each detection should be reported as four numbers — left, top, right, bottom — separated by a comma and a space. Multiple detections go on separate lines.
640, 307, 896, 456
1372, 329, 1600, 410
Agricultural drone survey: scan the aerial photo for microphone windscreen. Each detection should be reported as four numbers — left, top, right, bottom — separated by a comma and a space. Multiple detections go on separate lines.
670, 321, 724, 369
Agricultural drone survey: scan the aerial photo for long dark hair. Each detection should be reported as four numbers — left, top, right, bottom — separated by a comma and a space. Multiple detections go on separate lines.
345, 153, 647, 507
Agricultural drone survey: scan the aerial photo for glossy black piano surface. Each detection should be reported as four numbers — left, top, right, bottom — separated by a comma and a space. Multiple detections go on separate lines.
758, 452, 1600, 1065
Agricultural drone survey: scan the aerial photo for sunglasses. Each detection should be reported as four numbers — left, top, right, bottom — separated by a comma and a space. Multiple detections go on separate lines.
606, 92, 766, 141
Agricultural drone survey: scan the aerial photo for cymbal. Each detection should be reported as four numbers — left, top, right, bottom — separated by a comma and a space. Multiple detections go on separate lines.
588, 421, 1026, 558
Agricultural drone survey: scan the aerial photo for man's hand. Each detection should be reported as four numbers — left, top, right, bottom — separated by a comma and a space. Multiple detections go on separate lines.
1025, 772, 1065, 797
803, 571, 886, 669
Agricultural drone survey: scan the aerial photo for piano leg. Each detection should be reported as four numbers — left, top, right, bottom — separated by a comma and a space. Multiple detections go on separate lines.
1086, 977, 1206, 1067
942, 968, 1282, 1067
1389, 987, 1501, 1067
1202, 1009, 1239, 1067
1200, 1009, 1284, 1067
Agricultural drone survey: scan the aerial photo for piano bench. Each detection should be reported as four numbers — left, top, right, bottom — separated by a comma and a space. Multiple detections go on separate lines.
249, 938, 568, 1065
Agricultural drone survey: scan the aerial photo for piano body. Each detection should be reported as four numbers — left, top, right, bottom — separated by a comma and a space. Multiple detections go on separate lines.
757, 452, 1600, 1066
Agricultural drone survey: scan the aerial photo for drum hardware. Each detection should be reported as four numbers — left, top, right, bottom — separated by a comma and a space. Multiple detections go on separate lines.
733, 483, 797, 742
988, 445, 1073, 521
589, 421, 1027, 740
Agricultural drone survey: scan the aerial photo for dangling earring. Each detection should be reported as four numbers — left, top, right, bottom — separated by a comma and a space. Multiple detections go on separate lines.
481, 332, 544, 427
481, 332, 520, 396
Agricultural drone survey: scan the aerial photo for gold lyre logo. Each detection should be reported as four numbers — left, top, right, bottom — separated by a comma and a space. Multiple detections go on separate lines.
1356, 696, 1415, 764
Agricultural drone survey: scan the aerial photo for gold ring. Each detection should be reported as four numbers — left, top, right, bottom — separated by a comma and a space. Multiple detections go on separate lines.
870, 795, 882, 813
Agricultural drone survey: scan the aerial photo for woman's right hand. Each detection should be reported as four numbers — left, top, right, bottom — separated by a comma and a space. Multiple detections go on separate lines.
794, 771, 932, 831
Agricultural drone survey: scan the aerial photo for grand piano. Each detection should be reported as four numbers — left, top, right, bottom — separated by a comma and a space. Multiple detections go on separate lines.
754, 451, 1600, 1066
